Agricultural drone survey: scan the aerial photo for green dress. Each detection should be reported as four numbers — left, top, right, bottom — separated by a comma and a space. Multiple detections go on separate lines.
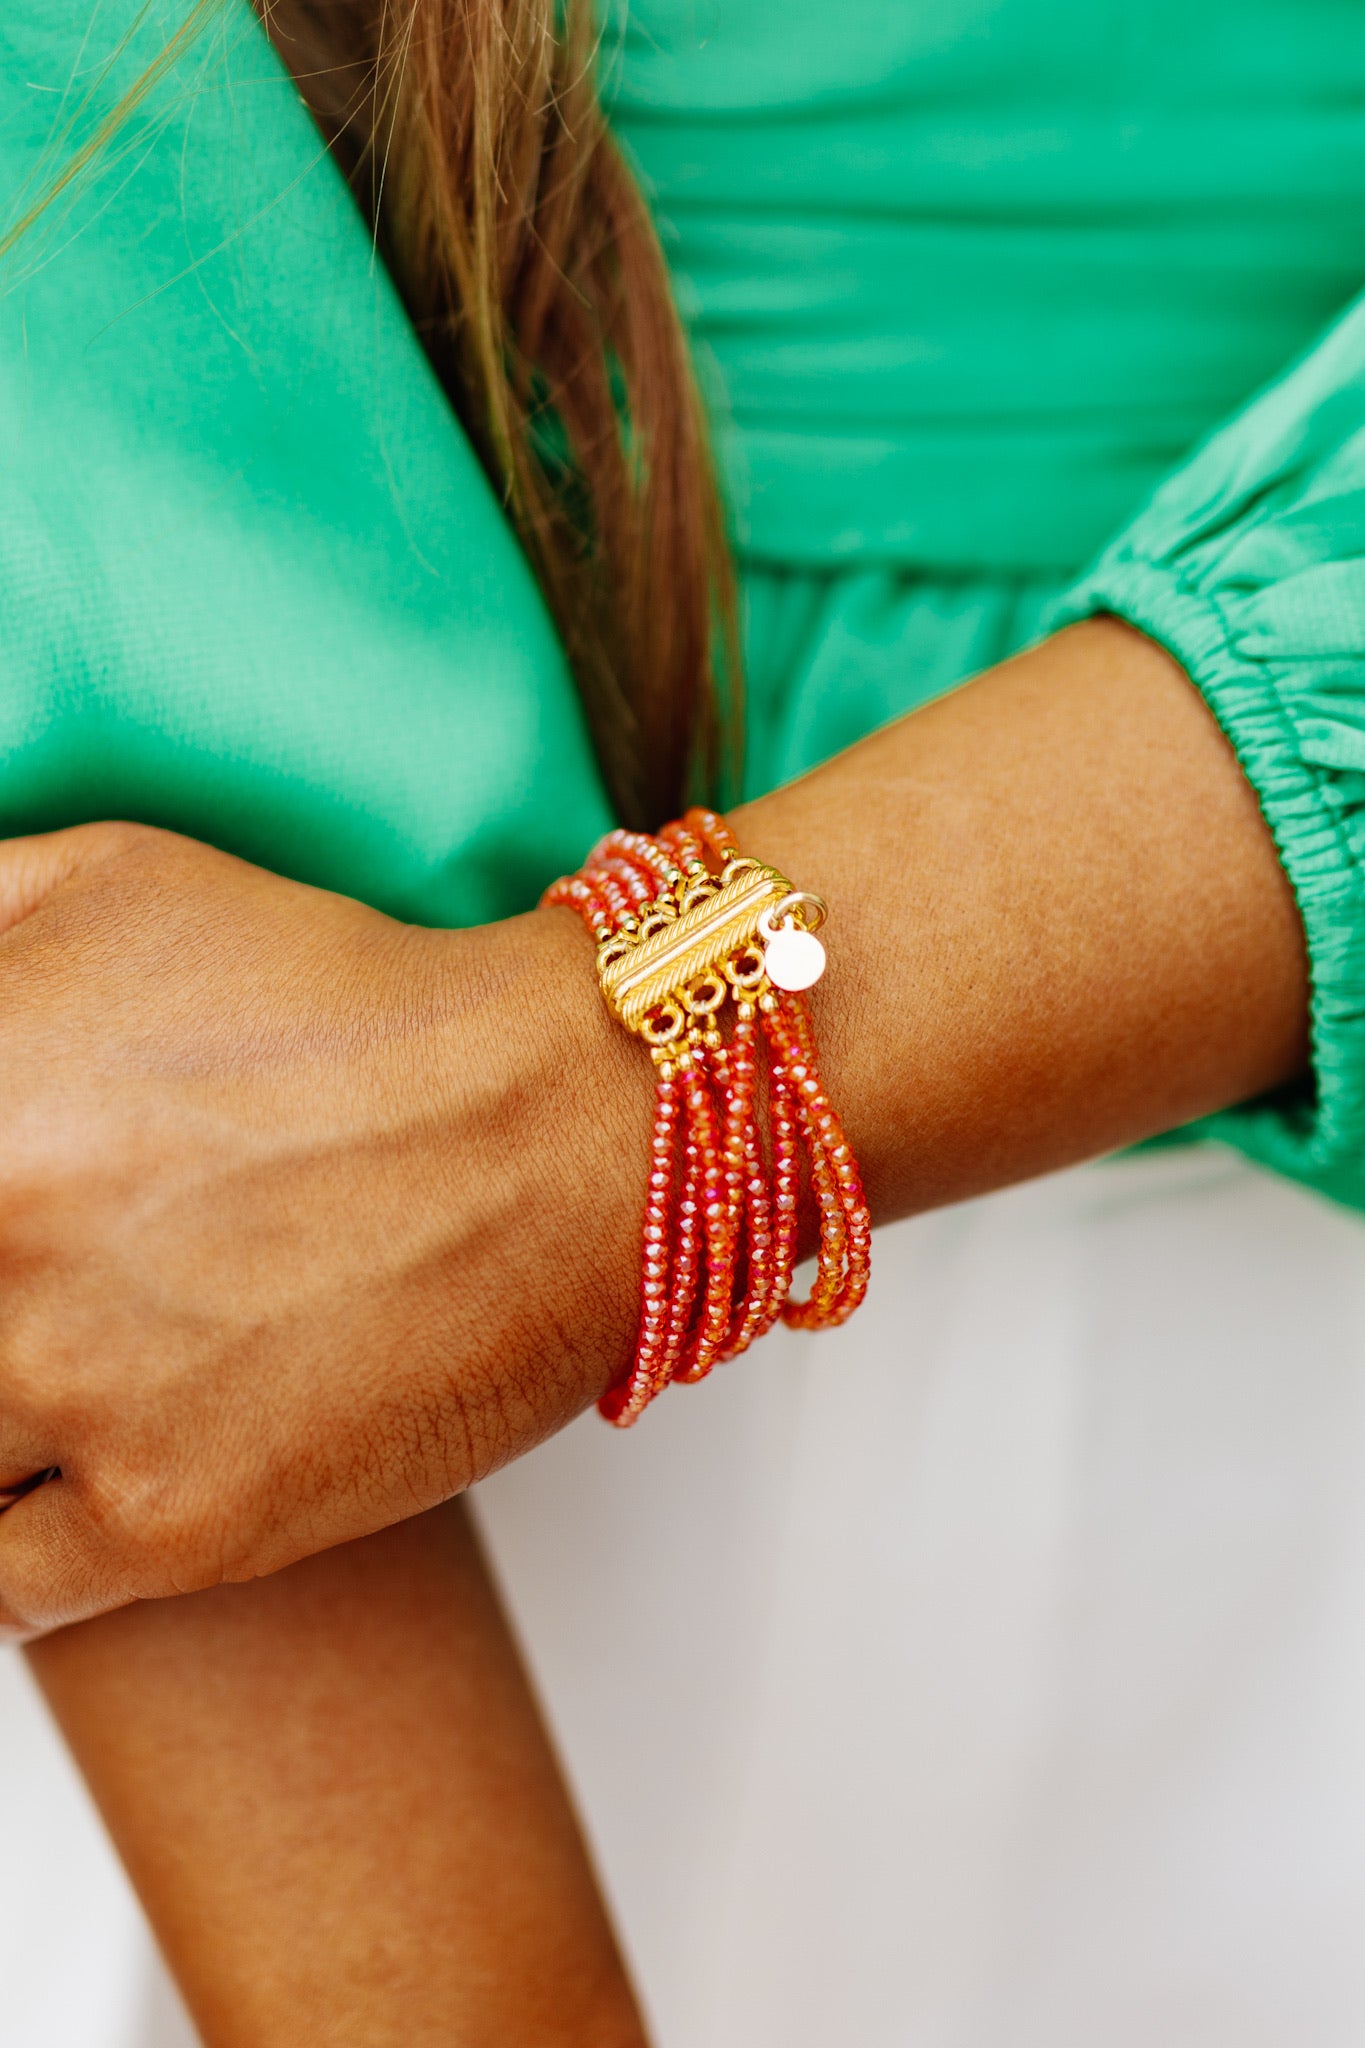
5, 0, 1365, 1211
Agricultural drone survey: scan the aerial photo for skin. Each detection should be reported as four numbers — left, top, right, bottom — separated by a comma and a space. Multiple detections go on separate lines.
2, 616, 1309, 2040
30, 1500, 648, 2048
0, 617, 1308, 1640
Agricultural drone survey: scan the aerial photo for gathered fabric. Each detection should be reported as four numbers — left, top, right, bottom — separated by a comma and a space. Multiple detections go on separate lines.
1054, 293, 1365, 1207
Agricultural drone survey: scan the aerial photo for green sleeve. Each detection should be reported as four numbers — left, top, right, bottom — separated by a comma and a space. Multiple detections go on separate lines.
1052, 293, 1365, 1212
0, 1, 611, 927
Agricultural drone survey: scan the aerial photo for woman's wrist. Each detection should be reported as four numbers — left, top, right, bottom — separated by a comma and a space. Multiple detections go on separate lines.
408, 906, 651, 1472
730, 618, 1307, 1222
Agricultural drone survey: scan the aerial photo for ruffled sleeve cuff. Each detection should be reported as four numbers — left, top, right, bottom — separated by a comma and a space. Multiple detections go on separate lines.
1050, 294, 1365, 1208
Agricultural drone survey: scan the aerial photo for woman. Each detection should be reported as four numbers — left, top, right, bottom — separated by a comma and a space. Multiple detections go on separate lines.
2, 0, 1363, 2038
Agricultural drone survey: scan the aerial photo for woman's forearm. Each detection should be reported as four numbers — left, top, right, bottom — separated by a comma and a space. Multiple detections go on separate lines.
29, 1501, 648, 2047
477, 611, 1307, 1439
729, 614, 1308, 1217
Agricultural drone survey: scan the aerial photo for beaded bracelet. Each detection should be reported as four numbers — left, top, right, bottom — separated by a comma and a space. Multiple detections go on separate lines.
545, 808, 871, 1426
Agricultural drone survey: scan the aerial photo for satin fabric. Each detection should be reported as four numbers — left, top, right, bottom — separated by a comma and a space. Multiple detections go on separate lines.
604, 0, 1365, 574
0, 4, 610, 928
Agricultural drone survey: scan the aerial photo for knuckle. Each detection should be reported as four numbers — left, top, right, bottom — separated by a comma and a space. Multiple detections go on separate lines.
0, 1520, 71, 1638
0, 1613, 41, 1645
79, 819, 161, 865
0, 1561, 42, 1637
0, 1593, 63, 1645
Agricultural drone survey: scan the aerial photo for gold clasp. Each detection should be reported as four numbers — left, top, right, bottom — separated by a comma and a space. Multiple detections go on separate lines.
599, 861, 794, 1034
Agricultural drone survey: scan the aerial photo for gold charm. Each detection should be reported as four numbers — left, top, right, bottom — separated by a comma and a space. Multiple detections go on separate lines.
758, 893, 828, 992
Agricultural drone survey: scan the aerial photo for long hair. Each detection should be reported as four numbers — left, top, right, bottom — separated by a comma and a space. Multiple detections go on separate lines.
257, 0, 737, 826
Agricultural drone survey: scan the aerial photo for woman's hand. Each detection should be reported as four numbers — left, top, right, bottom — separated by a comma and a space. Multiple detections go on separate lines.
0, 822, 645, 1639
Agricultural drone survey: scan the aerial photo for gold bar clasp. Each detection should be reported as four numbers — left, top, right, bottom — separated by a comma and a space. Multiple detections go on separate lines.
599, 861, 793, 1036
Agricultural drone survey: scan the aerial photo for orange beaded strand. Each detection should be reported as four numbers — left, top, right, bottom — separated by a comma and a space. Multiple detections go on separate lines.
545, 809, 871, 1424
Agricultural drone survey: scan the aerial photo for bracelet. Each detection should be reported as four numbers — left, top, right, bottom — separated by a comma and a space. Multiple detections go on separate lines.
545, 808, 871, 1426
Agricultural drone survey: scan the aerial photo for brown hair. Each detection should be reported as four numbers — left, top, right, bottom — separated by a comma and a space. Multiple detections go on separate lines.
256, 0, 737, 827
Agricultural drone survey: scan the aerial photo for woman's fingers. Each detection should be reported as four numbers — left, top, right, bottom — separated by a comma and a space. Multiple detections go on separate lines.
0, 1467, 60, 1504
0, 1421, 63, 1502
0, 1474, 108, 1640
